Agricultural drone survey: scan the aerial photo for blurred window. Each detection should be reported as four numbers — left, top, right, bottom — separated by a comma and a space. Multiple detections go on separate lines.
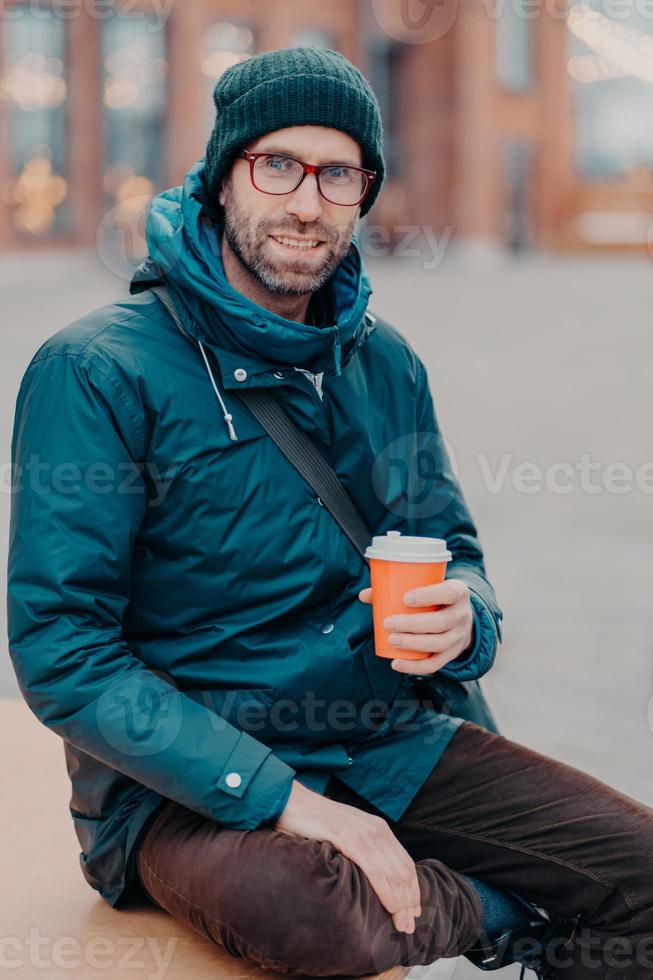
201, 21, 256, 136
501, 138, 533, 250
101, 18, 168, 209
369, 37, 403, 178
289, 29, 335, 49
567, 1, 653, 179
2, 10, 69, 238
496, 0, 534, 92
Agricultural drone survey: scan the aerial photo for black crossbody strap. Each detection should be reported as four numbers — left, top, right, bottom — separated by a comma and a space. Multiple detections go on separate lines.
149, 284, 503, 734
151, 284, 193, 340
235, 386, 372, 560
150, 284, 373, 561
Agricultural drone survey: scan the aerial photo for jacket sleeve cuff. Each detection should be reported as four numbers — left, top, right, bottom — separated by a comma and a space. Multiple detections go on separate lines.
215, 731, 296, 828
262, 770, 296, 825
435, 591, 499, 682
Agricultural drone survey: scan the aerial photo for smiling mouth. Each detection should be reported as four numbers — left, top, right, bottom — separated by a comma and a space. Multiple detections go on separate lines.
269, 234, 325, 251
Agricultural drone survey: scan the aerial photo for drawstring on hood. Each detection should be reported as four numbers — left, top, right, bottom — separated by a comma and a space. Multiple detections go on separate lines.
148, 281, 241, 441
197, 339, 238, 441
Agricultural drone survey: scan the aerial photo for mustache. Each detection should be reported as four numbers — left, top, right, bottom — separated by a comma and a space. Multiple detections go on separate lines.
261, 222, 338, 244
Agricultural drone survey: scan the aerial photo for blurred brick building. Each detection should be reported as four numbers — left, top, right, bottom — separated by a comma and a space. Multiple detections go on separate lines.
1, 0, 652, 255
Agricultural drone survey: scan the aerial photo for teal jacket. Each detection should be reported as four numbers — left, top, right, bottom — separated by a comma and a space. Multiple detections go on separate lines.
7, 159, 503, 907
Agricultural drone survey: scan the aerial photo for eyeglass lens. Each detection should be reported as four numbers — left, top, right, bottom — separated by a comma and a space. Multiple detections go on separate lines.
252, 154, 367, 205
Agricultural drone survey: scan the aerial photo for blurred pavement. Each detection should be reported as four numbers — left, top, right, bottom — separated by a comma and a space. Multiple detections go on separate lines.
1, 244, 651, 979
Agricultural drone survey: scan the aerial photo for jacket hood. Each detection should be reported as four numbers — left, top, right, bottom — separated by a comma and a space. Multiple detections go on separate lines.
130, 159, 375, 378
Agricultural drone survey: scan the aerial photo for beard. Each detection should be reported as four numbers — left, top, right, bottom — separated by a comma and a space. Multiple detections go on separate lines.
220, 181, 357, 297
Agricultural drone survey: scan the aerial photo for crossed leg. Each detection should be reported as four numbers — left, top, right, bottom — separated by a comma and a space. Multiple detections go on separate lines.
135, 722, 653, 978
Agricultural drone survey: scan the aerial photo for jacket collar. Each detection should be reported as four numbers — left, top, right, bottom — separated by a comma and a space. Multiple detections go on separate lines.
130, 159, 376, 383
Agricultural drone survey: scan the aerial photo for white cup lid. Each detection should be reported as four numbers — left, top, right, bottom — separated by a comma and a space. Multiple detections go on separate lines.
364, 530, 452, 563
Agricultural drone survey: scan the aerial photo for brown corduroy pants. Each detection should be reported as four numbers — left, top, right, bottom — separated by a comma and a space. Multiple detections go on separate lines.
134, 721, 653, 978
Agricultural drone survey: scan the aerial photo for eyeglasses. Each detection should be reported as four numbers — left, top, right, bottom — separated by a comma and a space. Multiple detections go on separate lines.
237, 150, 377, 207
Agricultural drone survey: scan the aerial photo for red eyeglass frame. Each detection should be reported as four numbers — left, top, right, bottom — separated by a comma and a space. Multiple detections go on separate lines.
237, 149, 377, 207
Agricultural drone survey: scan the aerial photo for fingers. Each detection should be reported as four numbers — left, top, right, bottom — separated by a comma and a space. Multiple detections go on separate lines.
338, 810, 421, 935
384, 608, 458, 633
404, 579, 469, 607
374, 832, 421, 935
393, 909, 416, 933
391, 651, 453, 674
388, 628, 468, 654
396, 902, 422, 931
361, 582, 471, 611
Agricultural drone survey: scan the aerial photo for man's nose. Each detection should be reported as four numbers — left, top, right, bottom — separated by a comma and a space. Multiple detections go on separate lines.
285, 173, 324, 223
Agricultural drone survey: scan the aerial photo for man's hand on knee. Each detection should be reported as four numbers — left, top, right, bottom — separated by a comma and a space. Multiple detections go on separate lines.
274, 780, 421, 934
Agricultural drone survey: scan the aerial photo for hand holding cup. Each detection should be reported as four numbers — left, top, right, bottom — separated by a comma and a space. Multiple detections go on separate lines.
358, 531, 474, 674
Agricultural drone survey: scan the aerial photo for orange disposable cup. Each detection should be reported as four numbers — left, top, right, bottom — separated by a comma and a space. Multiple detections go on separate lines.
364, 531, 452, 660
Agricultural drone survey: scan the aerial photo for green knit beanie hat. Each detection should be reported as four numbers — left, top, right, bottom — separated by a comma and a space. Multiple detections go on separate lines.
203, 47, 385, 217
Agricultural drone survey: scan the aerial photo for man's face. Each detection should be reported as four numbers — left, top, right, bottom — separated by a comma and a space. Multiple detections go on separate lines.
218, 125, 363, 297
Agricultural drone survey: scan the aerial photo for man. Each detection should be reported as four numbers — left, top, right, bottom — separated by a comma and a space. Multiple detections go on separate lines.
8, 47, 653, 979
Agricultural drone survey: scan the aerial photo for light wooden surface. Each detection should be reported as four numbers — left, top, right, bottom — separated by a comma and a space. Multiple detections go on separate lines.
1, 696, 408, 980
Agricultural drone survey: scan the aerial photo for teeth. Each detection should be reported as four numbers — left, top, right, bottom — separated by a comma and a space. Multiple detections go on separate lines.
273, 236, 321, 249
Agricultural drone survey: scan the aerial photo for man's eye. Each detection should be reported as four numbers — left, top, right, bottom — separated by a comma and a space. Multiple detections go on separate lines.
265, 156, 293, 172
322, 166, 356, 182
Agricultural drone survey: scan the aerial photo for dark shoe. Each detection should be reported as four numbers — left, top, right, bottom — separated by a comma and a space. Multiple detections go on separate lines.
463, 908, 582, 978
